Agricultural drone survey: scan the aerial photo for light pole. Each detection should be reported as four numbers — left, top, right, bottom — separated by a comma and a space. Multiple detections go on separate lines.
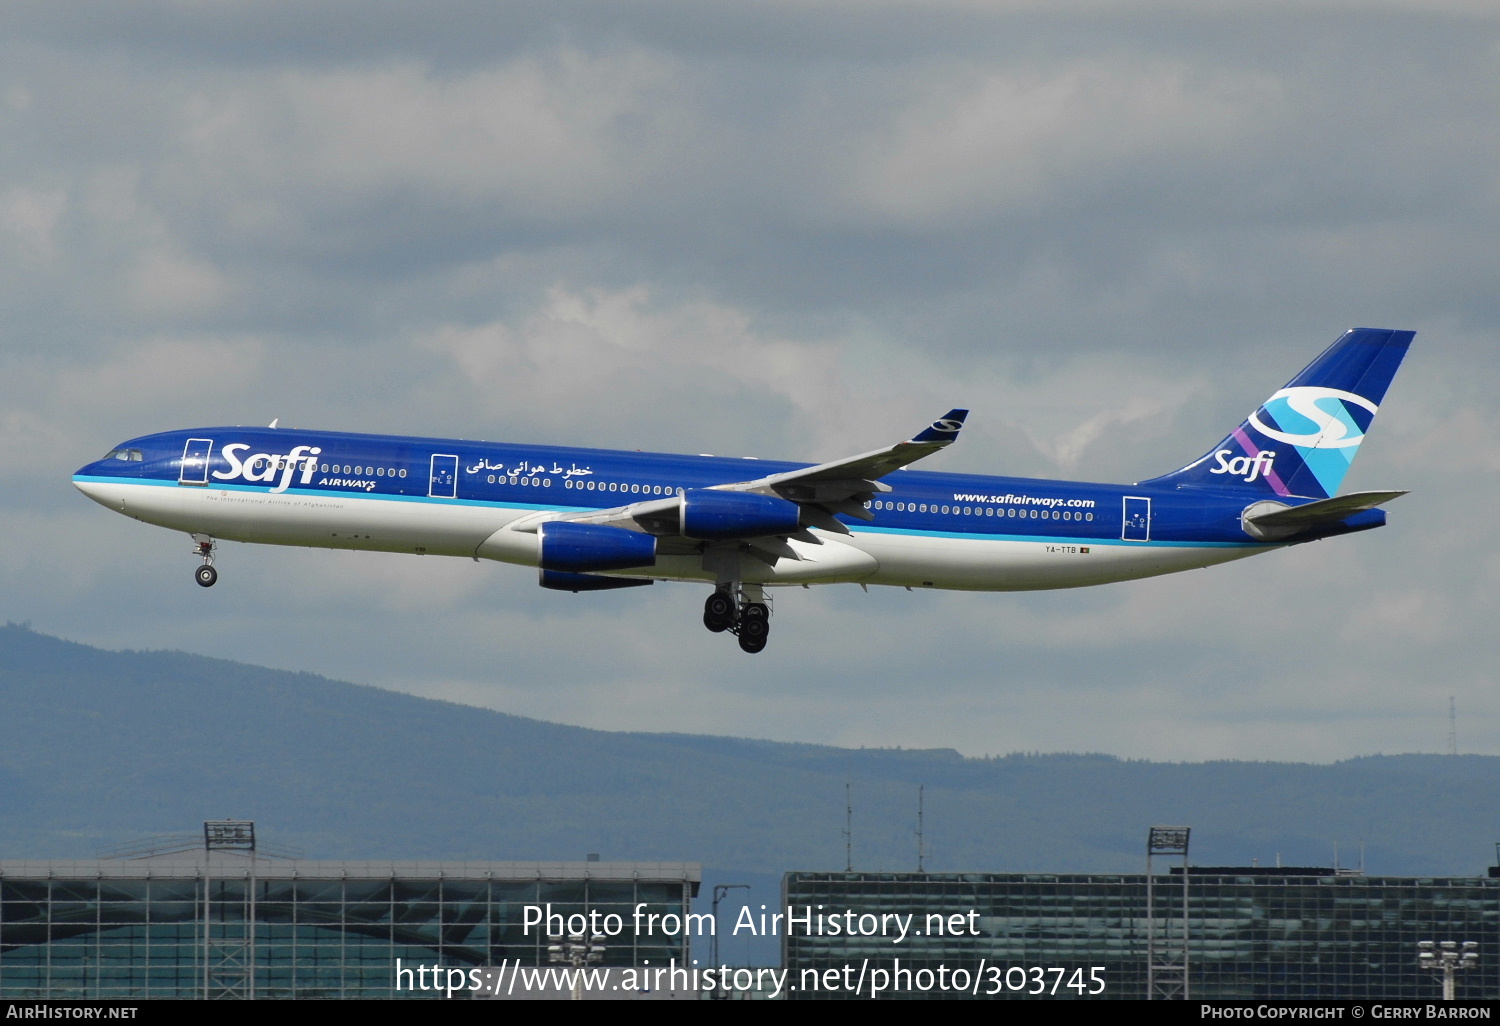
1418, 940, 1478, 1000
548, 931, 606, 1001
711, 884, 750, 999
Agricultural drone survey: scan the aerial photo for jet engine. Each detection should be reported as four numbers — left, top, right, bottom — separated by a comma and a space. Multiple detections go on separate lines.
680, 489, 801, 540
537, 521, 657, 572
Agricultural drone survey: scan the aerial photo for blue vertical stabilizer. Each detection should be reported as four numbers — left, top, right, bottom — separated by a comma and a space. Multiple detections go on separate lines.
1143, 328, 1413, 499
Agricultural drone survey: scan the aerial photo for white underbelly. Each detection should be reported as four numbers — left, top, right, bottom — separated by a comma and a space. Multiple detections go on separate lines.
845, 530, 1267, 590
85, 481, 520, 557
82, 480, 1271, 592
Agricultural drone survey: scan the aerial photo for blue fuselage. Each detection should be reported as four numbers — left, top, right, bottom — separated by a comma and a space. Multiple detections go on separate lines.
73, 426, 1381, 593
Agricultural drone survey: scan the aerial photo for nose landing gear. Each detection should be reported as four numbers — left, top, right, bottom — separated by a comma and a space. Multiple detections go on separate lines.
701, 585, 772, 653
192, 535, 218, 588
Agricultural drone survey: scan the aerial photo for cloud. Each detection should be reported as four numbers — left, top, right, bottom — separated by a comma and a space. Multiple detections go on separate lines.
126, 249, 234, 315
846, 61, 1282, 228
167, 50, 690, 247
0, 186, 66, 262
0, 1, 1495, 766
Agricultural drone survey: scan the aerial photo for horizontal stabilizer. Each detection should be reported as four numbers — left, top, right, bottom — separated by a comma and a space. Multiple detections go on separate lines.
1242, 490, 1407, 540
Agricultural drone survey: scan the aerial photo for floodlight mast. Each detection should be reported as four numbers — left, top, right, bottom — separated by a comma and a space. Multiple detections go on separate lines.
1417, 940, 1479, 1000
548, 930, 606, 1001
202, 820, 257, 1000
1146, 826, 1191, 1001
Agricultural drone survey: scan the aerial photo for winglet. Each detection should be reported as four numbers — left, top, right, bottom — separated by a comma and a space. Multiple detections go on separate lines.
909, 409, 968, 445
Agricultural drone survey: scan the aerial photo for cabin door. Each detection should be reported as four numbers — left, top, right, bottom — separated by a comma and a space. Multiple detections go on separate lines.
429, 454, 458, 498
179, 438, 213, 485
1122, 496, 1151, 542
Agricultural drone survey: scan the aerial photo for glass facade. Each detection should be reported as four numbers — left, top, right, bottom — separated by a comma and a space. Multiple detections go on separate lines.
0, 858, 699, 999
782, 871, 1500, 1000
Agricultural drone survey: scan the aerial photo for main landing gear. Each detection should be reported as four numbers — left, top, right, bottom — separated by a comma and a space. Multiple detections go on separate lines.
192, 535, 218, 588
702, 586, 771, 654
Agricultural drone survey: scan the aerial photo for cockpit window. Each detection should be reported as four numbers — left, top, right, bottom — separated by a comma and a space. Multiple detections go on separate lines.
102, 448, 143, 462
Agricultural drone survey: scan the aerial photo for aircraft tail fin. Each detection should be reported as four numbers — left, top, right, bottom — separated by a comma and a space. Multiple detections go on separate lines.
1142, 328, 1413, 499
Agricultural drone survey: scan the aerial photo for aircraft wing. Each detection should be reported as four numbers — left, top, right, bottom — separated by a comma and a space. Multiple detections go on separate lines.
712, 409, 970, 531
513, 410, 969, 544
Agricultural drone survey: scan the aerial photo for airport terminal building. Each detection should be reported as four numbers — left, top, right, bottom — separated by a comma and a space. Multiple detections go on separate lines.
6, 820, 1497, 1000
0, 837, 700, 999
782, 868, 1500, 1000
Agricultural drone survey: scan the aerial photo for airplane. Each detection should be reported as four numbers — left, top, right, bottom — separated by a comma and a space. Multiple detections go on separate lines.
74, 327, 1412, 654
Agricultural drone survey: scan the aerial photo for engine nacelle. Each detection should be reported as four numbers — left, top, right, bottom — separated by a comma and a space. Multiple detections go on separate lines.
539, 570, 654, 592
681, 489, 802, 540
538, 522, 657, 572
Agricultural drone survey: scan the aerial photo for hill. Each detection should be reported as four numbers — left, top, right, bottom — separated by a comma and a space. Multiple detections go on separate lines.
0, 624, 1494, 877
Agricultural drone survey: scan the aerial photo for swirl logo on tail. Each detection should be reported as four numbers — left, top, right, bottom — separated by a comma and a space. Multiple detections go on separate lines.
1249, 387, 1377, 449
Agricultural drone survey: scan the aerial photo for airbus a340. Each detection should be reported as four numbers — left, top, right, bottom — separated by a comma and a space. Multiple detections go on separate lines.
75, 328, 1412, 653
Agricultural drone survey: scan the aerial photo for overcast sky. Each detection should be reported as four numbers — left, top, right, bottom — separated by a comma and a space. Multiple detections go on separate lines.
2, 0, 1497, 762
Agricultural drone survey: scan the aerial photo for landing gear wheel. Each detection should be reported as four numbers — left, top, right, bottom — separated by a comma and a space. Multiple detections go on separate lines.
703, 591, 735, 632
195, 564, 218, 588
737, 625, 768, 654
737, 610, 769, 653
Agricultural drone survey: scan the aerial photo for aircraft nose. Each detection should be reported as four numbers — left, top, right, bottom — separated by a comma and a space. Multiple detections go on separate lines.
73, 474, 124, 511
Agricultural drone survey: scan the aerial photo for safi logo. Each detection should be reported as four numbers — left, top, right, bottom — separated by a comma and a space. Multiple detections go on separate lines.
212, 443, 322, 494
1249, 386, 1377, 449
1210, 449, 1277, 483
